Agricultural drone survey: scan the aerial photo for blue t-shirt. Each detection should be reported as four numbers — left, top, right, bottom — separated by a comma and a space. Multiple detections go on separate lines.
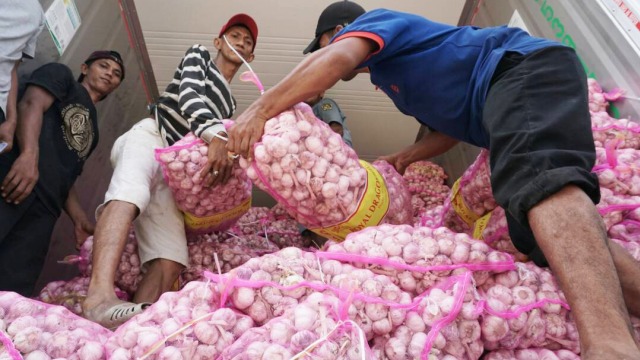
332, 9, 560, 148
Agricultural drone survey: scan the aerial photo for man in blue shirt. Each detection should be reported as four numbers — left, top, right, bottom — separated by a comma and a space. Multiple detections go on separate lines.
228, 2, 640, 358
304, 92, 353, 147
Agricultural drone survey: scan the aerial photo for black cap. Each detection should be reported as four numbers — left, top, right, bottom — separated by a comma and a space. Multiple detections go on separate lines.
78, 50, 125, 82
303, 1, 365, 54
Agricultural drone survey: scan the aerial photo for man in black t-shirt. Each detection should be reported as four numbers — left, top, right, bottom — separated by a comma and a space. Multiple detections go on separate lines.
0, 51, 124, 296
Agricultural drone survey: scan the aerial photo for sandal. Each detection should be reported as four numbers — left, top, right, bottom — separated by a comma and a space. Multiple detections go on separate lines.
99, 302, 151, 330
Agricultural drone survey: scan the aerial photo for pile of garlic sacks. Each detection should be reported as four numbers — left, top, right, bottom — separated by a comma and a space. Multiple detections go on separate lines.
3, 79, 640, 360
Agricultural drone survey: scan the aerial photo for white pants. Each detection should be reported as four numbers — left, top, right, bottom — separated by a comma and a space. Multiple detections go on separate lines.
97, 118, 188, 268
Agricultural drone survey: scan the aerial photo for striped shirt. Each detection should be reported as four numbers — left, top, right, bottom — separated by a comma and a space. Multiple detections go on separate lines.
156, 44, 235, 145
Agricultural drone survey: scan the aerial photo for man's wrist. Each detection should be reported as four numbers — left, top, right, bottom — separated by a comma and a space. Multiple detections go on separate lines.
70, 212, 88, 225
209, 131, 228, 144
201, 124, 227, 143
19, 148, 39, 159
3, 115, 17, 125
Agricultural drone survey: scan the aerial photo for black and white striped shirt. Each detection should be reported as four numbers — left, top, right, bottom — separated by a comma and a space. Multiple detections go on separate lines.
156, 44, 236, 145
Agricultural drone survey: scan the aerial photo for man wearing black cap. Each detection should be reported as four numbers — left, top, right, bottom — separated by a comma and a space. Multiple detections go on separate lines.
83, 14, 259, 329
227, 2, 640, 358
0, 50, 124, 296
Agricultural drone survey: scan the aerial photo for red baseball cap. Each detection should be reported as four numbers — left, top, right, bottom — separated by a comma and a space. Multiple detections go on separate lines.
219, 14, 258, 52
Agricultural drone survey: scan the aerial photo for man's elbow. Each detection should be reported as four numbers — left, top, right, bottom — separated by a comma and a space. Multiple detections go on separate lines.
17, 97, 45, 119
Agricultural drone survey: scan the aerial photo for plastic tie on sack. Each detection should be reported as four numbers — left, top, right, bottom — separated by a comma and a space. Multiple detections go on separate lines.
602, 88, 624, 102
57, 254, 86, 265
604, 139, 622, 168
223, 35, 264, 95
239, 71, 264, 95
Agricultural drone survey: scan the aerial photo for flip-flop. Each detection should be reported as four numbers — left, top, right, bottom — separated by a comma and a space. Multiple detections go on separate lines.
100, 302, 151, 330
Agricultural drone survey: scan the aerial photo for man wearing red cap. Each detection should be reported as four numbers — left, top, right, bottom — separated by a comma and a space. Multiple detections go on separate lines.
0, 51, 124, 296
83, 14, 258, 329
227, 1, 640, 358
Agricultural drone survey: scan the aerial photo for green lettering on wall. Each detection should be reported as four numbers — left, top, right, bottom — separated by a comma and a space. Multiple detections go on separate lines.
534, 0, 594, 77
534, 0, 621, 117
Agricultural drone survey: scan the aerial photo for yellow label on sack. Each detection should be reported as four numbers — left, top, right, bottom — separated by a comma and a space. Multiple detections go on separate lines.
451, 178, 480, 226
473, 211, 493, 240
171, 278, 180, 291
184, 196, 252, 230
309, 160, 390, 242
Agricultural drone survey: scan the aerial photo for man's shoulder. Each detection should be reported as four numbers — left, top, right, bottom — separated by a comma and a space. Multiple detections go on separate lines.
37, 62, 73, 74
354, 8, 407, 24
27, 63, 74, 85
184, 44, 212, 58
316, 98, 340, 111
23, 62, 79, 102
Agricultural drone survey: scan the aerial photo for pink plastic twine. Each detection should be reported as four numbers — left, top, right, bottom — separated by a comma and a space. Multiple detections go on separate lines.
483, 297, 570, 319
290, 319, 369, 360
223, 35, 264, 95
422, 272, 473, 360
605, 139, 622, 168
603, 87, 624, 102
592, 123, 640, 133
290, 292, 370, 360
315, 251, 516, 273
0, 330, 23, 360
202, 271, 419, 310
239, 71, 264, 95
598, 203, 640, 215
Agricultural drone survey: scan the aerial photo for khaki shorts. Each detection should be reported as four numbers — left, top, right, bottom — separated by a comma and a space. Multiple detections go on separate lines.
97, 118, 188, 268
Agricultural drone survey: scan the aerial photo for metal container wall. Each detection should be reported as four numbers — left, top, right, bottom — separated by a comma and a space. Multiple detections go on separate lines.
432, 0, 640, 184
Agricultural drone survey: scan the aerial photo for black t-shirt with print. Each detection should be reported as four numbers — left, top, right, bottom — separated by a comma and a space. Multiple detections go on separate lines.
0, 63, 98, 216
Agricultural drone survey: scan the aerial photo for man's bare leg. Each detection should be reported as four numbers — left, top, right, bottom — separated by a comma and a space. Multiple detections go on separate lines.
528, 185, 640, 359
82, 201, 138, 322
610, 241, 640, 318
133, 258, 184, 303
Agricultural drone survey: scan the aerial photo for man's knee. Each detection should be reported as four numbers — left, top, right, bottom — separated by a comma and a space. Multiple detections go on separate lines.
99, 200, 140, 221
146, 258, 184, 280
